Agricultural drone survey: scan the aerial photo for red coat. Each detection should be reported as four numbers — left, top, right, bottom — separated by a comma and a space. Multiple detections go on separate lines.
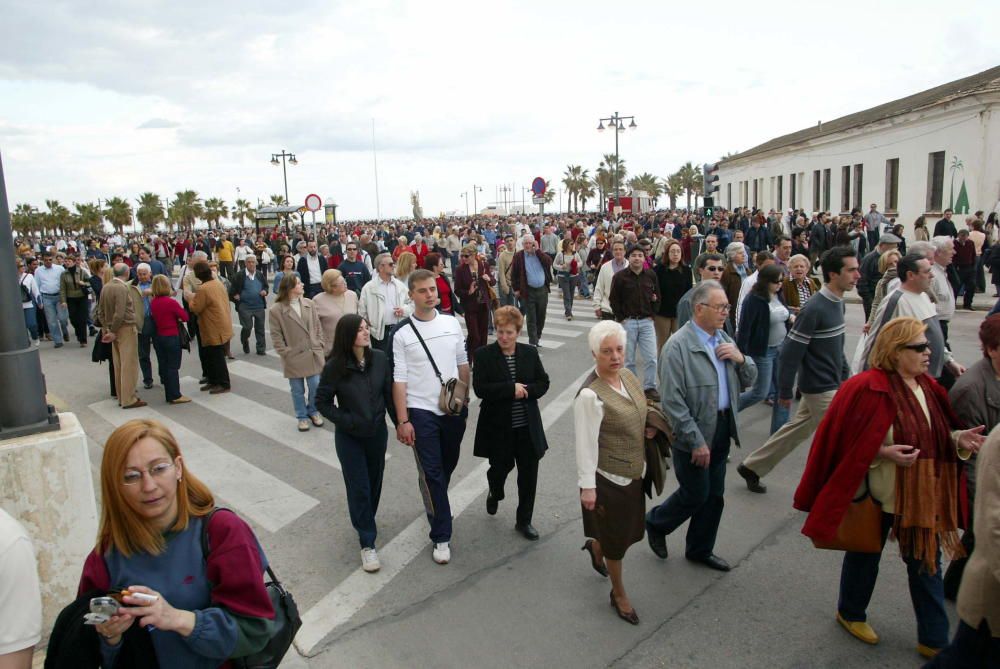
793, 368, 965, 543
409, 242, 429, 268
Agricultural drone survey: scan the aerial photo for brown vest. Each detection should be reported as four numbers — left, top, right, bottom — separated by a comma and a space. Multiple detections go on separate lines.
586, 369, 647, 480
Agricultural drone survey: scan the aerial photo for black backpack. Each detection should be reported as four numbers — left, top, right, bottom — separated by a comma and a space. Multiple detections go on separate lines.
19, 275, 31, 302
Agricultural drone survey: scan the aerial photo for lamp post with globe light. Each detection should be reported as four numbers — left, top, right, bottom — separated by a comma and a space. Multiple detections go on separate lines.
270, 150, 298, 205
596, 112, 637, 213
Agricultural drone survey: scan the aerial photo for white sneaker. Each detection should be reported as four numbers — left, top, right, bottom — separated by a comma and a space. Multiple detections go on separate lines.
361, 547, 380, 573
432, 542, 450, 564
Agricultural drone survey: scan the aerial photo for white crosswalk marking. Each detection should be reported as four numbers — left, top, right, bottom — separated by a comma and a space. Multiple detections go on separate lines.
178, 377, 342, 470
89, 399, 318, 533
526, 326, 582, 338
226, 359, 293, 392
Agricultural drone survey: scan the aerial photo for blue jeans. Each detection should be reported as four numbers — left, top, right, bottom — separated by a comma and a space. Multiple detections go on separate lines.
152, 333, 183, 401
410, 407, 467, 543
23, 305, 38, 341
40, 294, 68, 344
289, 374, 320, 420
575, 272, 591, 298
335, 423, 388, 549
839, 513, 949, 649
557, 273, 575, 316
623, 318, 657, 390
738, 346, 778, 410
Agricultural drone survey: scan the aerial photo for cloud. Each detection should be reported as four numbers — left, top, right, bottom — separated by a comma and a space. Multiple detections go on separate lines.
137, 118, 180, 129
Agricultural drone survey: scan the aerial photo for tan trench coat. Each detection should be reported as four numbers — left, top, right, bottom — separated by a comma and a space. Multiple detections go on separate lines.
268, 299, 325, 379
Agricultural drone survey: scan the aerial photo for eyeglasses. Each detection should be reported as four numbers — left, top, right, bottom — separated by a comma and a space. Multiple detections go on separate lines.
346, 247, 358, 251
902, 342, 931, 353
698, 302, 731, 313
705, 266, 724, 272
122, 461, 175, 486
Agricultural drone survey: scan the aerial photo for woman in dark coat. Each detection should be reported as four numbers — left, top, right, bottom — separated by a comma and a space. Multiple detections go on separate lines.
473, 306, 549, 540
453, 243, 495, 362
315, 313, 392, 574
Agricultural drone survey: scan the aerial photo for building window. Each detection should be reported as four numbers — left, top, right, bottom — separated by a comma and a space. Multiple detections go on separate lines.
885, 158, 899, 213
812, 170, 821, 211
776, 175, 783, 210
789, 174, 796, 210
852, 164, 863, 211
926, 151, 945, 213
840, 166, 851, 213
727, 182, 732, 209
823, 168, 831, 211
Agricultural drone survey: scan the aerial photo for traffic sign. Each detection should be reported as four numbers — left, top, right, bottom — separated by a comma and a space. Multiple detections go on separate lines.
531, 177, 546, 196
532, 196, 546, 205
304, 193, 322, 212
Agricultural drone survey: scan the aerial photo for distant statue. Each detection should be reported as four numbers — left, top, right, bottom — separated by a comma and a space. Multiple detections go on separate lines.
410, 191, 423, 220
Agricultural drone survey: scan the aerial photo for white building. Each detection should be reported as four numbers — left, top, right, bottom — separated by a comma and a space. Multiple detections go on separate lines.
718, 65, 1000, 228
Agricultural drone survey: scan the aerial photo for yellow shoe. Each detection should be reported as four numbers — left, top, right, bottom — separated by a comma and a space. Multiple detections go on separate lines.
836, 612, 880, 645
916, 644, 941, 659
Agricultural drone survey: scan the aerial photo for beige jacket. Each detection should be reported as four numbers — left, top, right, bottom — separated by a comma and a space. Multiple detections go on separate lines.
269, 299, 325, 379
957, 428, 1000, 637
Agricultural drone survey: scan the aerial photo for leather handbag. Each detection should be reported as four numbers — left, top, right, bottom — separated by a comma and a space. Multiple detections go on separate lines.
201, 508, 301, 669
811, 478, 883, 554
485, 283, 500, 311
177, 320, 192, 352
407, 320, 468, 416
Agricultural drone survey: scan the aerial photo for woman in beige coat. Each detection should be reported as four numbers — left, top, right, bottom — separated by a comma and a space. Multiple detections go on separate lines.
183, 260, 233, 393
269, 273, 327, 431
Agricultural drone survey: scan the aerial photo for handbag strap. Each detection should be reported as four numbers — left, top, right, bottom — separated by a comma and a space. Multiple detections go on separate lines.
201, 507, 279, 584
408, 319, 445, 385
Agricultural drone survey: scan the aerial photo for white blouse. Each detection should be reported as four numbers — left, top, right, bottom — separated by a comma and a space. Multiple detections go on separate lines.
574, 382, 645, 489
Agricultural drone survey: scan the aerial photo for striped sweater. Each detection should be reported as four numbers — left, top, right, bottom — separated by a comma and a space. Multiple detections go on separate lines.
777, 286, 849, 399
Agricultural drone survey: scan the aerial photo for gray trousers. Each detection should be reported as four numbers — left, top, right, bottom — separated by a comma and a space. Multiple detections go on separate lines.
238, 304, 266, 353
524, 286, 548, 346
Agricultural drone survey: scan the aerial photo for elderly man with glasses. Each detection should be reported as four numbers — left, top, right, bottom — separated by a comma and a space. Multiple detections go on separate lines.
510, 236, 553, 347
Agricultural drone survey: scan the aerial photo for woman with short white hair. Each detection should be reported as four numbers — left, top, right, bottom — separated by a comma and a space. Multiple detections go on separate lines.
574, 320, 652, 625
721, 242, 748, 329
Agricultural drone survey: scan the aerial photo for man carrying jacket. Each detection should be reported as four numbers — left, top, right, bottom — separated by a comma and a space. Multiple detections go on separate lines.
510, 236, 552, 347
229, 255, 268, 355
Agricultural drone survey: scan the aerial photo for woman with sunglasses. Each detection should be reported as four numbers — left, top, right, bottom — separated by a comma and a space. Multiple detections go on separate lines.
78, 419, 274, 668
795, 317, 985, 659
736, 264, 791, 434
453, 243, 495, 361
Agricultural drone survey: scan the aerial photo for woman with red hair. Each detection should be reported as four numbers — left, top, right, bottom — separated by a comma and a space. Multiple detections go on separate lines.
78, 419, 274, 668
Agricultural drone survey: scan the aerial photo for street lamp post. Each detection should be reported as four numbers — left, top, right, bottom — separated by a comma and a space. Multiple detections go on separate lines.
472, 185, 482, 215
596, 112, 637, 214
0, 153, 59, 438
460, 192, 469, 216
270, 150, 298, 205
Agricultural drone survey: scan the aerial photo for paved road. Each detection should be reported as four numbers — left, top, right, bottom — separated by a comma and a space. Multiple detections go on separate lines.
36, 291, 987, 668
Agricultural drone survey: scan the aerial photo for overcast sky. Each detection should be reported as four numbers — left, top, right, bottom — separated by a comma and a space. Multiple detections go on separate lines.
1, 0, 998, 221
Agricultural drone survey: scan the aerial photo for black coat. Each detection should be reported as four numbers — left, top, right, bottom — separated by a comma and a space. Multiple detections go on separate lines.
296, 254, 328, 287
472, 342, 550, 459
315, 349, 392, 438
45, 590, 158, 669
736, 292, 788, 357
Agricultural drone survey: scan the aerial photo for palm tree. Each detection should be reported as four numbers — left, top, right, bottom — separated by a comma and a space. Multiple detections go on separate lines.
170, 190, 204, 232
593, 169, 615, 213
628, 173, 664, 207
949, 156, 964, 211
74, 202, 103, 235
663, 172, 685, 210
563, 165, 583, 212
12, 204, 40, 237
269, 194, 287, 206
103, 197, 133, 234
136, 192, 165, 232
677, 162, 703, 210
232, 198, 254, 226
204, 197, 228, 229
542, 180, 556, 205
578, 180, 595, 212
45, 199, 71, 236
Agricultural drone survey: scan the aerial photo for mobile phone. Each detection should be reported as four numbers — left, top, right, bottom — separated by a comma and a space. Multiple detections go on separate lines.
83, 596, 120, 625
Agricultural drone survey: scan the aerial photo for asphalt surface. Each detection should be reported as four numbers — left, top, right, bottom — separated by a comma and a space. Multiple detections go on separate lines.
34, 284, 991, 669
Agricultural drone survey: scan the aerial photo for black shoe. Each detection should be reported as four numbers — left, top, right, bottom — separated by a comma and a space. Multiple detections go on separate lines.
199, 377, 209, 384
581, 540, 608, 577
143, 381, 154, 390
486, 491, 499, 516
687, 553, 731, 572
242, 340, 250, 354
515, 523, 539, 541
256, 350, 266, 356
646, 522, 668, 559
737, 464, 767, 494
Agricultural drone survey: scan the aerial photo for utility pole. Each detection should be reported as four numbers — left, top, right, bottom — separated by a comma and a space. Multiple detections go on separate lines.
270, 150, 297, 205
0, 152, 59, 438
472, 185, 482, 215
597, 112, 637, 215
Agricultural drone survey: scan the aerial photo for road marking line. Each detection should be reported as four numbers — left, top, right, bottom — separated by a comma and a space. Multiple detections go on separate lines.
293, 366, 594, 655
227, 360, 294, 392
88, 399, 318, 533
179, 377, 342, 470
528, 326, 582, 338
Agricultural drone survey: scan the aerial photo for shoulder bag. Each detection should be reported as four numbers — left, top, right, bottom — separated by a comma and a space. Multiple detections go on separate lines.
408, 320, 468, 415
201, 508, 301, 669
177, 319, 192, 352
810, 475, 883, 554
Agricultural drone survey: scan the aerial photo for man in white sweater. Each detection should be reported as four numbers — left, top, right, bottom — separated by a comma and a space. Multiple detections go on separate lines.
592, 240, 627, 320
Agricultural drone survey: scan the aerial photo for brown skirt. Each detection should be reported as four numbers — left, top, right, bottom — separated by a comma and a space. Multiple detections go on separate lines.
581, 475, 645, 560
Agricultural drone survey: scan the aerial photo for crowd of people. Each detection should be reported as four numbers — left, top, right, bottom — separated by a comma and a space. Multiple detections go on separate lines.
7, 202, 1000, 667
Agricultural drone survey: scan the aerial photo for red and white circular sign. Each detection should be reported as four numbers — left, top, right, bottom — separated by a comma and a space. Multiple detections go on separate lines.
304, 193, 322, 211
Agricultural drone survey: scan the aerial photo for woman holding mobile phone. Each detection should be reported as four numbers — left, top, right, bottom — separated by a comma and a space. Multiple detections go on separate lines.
78, 419, 275, 668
